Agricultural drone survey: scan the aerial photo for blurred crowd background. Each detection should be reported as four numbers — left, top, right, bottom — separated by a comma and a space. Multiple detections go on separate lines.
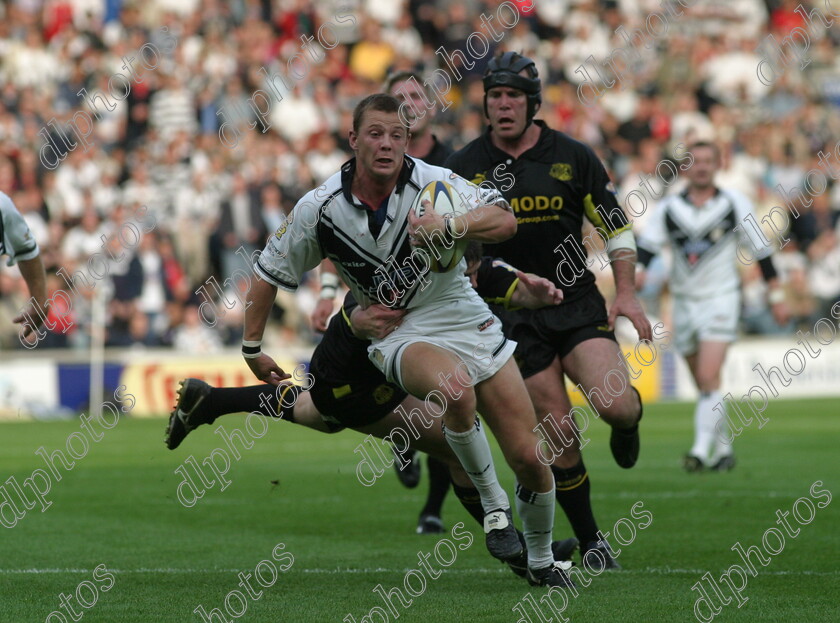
1, 0, 838, 351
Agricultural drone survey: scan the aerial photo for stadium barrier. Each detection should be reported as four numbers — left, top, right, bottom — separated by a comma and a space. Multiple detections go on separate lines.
2, 336, 839, 420
0, 346, 313, 420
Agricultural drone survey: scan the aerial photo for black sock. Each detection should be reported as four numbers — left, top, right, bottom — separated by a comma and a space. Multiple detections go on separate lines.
419, 456, 451, 518
451, 483, 484, 526
204, 385, 300, 423
551, 461, 599, 545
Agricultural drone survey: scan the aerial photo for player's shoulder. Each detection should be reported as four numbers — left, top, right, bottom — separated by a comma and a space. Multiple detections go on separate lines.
545, 127, 601, 164
445, 135, 487, 171
410, 156, 458, 186
295, 170, 344, 213
425, 135, 454, 168
0, 190, 18, 215
718, 186, 752, 208
656, 188, 683, 209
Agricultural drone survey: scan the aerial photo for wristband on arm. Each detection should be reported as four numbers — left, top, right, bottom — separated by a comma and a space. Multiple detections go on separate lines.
319, 271, 340, 300
242, 339, 262, 359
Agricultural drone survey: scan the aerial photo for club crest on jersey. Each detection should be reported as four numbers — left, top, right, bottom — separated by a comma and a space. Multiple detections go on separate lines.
274, 224, 287, 239
477, 317, 495, 332
373, 384, 395, 405
550, 163, 573, 181
372, 349, 385, 367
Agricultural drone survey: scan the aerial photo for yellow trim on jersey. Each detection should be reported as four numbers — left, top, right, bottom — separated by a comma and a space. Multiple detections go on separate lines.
502, 277, 519, 310
583, 193, 633, 239
341, 306, 352, 328
483, 277, 520, 310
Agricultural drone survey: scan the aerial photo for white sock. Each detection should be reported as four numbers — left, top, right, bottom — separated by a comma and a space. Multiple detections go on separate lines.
443, 419, 508, 513
690, 390, 723, 462
711, 398, 734, 461
515, 483, 555, 569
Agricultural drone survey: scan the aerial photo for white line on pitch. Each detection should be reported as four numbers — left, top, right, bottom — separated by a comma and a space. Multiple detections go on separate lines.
1, 568, 838, 576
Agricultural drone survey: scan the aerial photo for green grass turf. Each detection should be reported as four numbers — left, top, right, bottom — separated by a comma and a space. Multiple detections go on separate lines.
1, 398, 838, 623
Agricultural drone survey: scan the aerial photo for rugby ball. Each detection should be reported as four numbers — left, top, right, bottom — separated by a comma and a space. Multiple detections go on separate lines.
410, 180, 470, 273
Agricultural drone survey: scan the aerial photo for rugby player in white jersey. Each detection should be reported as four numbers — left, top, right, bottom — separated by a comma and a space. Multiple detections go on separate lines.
0, 191, 48, 345
241, 94, 573, 587
636, 142, 790, 471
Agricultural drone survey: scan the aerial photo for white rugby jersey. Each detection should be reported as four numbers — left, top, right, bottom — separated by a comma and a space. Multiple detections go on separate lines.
637, 187, 771, 299
0, 191, 39, 266
255, 156, 505, 309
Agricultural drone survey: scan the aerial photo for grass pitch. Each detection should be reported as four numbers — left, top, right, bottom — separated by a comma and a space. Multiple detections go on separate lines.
1, 398, 838, 623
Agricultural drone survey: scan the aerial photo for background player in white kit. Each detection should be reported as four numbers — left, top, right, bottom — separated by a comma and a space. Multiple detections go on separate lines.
0, 191, 48, 345
636, 142, 790, 471
243, 94, 573, 587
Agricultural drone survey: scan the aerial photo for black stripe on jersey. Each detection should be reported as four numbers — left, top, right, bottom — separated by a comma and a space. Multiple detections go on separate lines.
324, 258, 369, 295
15, 242, 37, 256
254, 260, 299, 290
385, 178, 420, 258
318, 219, 426, 308
313, 188, 344, 258
387, 213, 410, 259
665, 205, 737, 270
320, 214, 383, 267
0, 211, 6, 256
672, 230, 736, 273
387, 235, 428, 308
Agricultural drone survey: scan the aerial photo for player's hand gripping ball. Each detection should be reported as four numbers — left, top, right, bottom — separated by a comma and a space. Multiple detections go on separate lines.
409, 180, 470, 273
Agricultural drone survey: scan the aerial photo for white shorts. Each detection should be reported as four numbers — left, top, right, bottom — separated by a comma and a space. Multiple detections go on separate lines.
368, 290, 516, 389
673, 290, 740, 355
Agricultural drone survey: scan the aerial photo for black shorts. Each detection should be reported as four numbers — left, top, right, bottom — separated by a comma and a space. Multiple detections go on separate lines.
497, 288, 617, 379
308, 348, 408, 431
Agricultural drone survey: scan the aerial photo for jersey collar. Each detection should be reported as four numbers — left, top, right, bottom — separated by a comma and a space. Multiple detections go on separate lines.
340, 156, 416, 210
681, 186, 722, 207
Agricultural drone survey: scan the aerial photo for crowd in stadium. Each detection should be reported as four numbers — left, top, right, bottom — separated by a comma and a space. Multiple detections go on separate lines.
0, 0, 838, 351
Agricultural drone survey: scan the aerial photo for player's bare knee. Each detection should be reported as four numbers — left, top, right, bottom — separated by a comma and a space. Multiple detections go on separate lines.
600, 394, 641, 429
443, 387, 477, 423
695, 376, 721, 394
508, 441, 550, 484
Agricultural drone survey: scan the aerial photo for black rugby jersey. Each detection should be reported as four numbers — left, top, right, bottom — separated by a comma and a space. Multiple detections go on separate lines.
422, 135, 454, 169
445, 121, 631, 302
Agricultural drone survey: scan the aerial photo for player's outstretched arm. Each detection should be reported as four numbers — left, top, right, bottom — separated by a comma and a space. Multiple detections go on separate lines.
408, 199, 516, 247
243, 275, 289, 385
511, 271, 564, 309
12, 254, 48, 340
449, 200, 517, 243
608, 248, 652, 341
